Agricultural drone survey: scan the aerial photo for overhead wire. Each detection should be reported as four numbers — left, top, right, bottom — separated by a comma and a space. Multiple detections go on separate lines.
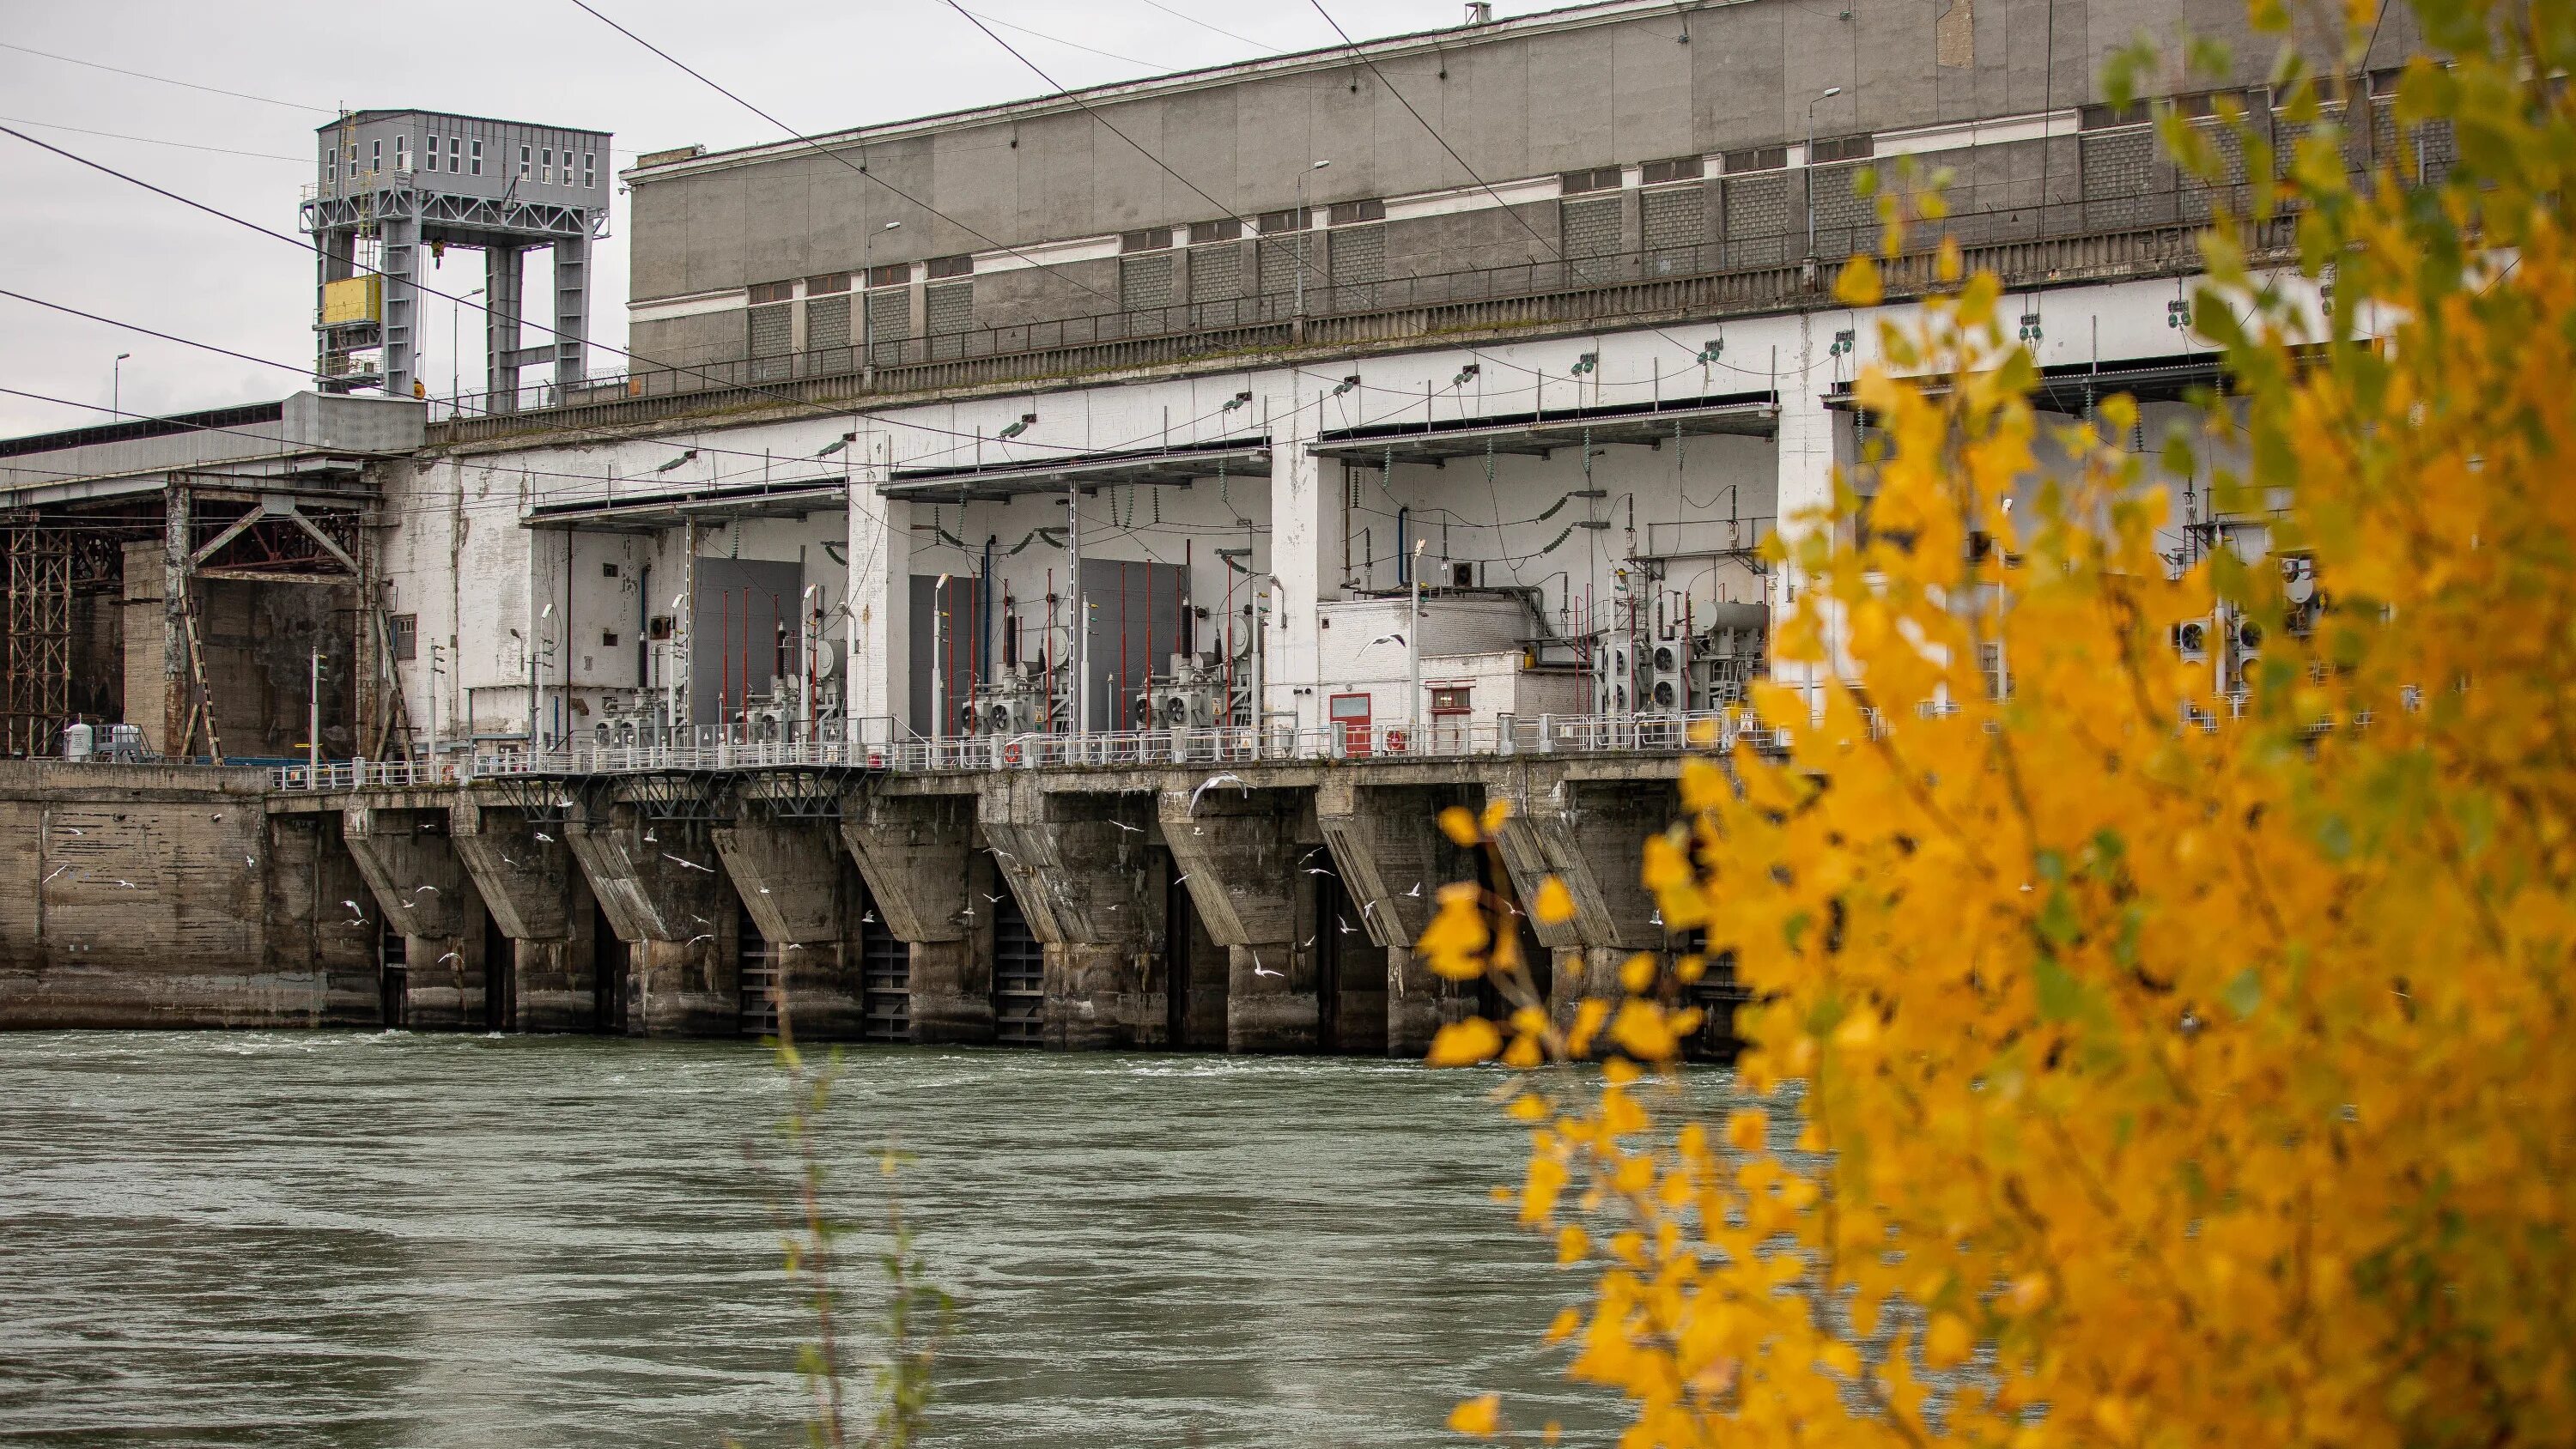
1131, 0, 1291, 53
0, 40, 333, 113
0, 121, 1163, 458
0, 288, 316, 377
0, 114, 306, 162
936, 0, 1245, 226
562, 0, 1118, 306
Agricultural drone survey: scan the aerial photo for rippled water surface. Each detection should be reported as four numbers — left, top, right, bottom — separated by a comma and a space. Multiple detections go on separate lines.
0, 1033, 1636, 1447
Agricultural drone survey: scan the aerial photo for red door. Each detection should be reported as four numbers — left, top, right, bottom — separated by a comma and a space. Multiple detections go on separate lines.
1328, 693, 1373, 757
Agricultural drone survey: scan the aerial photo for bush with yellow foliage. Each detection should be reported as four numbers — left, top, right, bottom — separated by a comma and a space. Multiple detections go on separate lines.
1421, 1, 2575, 1444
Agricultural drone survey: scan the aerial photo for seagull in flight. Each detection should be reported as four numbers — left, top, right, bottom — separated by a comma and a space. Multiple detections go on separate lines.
1110, 820, 1143, 834
1361, 632, 1406, 652
1404, 882, 1423, 898
1188, 773, 1249, 815
683, 933, 714, 947
1338, 917, 1355, 934
411, 884, 441, 896
1252, 959, 1283, 979
665, 854, 716, 873
533, 831, 555, 843
860, 910, 878, 924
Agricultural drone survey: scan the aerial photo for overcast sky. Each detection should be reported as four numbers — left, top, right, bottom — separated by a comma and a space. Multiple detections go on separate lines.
0, 0, 1547, 437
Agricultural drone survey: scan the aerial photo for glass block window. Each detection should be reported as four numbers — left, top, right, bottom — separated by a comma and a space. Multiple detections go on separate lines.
1561, 193, 1622, 283
1327, 222, 1385, 308
1121, 252, 1176, 311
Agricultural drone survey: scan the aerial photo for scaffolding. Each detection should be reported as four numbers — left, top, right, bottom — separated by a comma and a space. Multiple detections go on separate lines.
1, 513, 70, 756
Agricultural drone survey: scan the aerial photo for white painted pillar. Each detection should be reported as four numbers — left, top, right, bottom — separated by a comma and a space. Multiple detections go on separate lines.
847, 431, 910, 744
1770, 313, 1841, 720
1267, 385, 1339, 732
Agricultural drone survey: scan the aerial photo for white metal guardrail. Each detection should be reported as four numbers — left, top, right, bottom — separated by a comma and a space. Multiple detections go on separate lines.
266, 711, 1770, 791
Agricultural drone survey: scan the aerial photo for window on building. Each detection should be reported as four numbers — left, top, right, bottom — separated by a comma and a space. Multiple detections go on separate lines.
325, 149, 337, 185
388, 614, 418, 662
396, 136, 409, 171
1561, 192, 1623, 284
1121, 252, 1176, 312
519, 144, 532, 179
1558, 166, 1622, 195
541, 147, 554, 184
421, 137, 435, 173
1430, 685, 1472, 714
371, 139, 382, 171
450, 137, 462, 172
470, 139, 483, 176
805, 273, 853, 356
583, 150, 596, 188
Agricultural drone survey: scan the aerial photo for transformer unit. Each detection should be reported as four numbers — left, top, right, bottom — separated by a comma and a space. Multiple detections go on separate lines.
1646, 634, 1687, 713
594, 688, 676, 748
1593, 640, 1635, 715
1133, 652, 1231, 731
739, 669, 844, 743
1691, 602, 1770, 708
968, 660, 1066, 737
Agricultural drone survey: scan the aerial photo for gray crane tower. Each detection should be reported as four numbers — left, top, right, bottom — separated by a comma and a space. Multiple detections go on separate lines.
301, 111, 612, 412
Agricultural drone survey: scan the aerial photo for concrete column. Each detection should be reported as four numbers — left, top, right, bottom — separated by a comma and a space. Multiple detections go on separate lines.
550, 231, 590, 388
1480, 766, 1681, 1030
450, 799, 597, 1033
713, 807, 866, 1040
486, 244, 525, 410
264, 809, 386, 1026
1772, 317, 1838, 718
848, 432, 909, 742
1266, 385, 1338, 731
840, 788, 988, 1043
563, 798, 739, 1036
1158, 784, 1312, 1052
1315, 776, 1473, 1057
976, 775, 1159, 1050
342, 805, 489, 1029
161, 482, 187, 756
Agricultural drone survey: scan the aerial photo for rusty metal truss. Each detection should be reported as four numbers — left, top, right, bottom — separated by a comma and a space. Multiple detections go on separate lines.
1, 514, 70, 755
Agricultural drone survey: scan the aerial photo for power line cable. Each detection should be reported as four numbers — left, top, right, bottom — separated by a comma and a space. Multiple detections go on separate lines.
0, 113, 306, 162
0, 121, 1115, 454
564, 0, 1118, 306
0, 39, 333, 113
0, 288, 316, 377
1303, 0, 1560, 260
957, 7, 1165, 70
1131, 0, 1291, 55
937, 0, 1244, 226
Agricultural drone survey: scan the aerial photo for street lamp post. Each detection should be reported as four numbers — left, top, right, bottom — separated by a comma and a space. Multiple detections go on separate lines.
1293, 160, 1330, 319
1407, 539, 1426, 749
862, 221, 901, 385
1806, 86, 1844, 259
931, 571, 951, 743
112, 353, 131, 416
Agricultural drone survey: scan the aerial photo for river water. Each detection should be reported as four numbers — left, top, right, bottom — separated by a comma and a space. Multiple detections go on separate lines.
0, 1032, 1670, 1447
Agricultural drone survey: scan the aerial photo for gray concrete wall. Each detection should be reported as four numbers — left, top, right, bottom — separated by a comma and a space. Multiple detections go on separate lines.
0, 764, 378, 1028
623, 0, 2358, 367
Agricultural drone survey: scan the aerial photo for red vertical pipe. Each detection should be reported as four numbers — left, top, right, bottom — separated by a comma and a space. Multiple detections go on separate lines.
1118, 562, 1130, 731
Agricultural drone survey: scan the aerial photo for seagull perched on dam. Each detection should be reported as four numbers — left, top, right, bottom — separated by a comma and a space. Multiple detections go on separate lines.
1188, 773, 1249, 816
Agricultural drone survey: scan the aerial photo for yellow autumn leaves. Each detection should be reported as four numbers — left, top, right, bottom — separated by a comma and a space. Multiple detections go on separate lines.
1425, 4, 2576, 1444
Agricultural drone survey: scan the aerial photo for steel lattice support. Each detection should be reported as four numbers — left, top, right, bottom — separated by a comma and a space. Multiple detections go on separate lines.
2, 514, 71, 756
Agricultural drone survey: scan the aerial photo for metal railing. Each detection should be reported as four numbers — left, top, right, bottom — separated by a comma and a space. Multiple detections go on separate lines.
426, 178, 2305, 428
264, 709, 1765, 791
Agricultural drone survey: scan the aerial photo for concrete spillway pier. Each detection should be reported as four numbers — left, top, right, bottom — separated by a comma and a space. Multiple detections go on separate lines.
0, 752, 1742, 1058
